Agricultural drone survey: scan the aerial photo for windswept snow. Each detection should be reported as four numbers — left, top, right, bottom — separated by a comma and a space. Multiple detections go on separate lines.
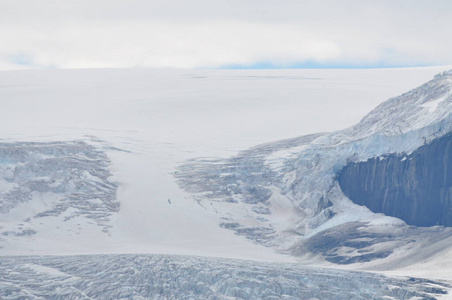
421, 94, 448, 113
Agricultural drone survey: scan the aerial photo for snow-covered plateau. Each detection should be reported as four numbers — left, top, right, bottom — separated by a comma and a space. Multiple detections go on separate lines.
1, 67, 452, 299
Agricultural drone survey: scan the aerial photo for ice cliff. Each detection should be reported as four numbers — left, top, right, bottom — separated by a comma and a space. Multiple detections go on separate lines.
338, 132, 452, 227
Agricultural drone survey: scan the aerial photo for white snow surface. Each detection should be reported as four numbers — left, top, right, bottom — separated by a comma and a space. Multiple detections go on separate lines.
1, 66, 452, 277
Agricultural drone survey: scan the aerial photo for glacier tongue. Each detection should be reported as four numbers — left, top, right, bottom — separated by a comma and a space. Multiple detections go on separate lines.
0, 254, 449, 300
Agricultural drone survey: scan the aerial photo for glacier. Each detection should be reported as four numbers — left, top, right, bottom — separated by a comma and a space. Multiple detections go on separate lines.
176, 70, 452, 266
1, 68, 452, 298
0, 254, 450, 300
0, 141, 118, 239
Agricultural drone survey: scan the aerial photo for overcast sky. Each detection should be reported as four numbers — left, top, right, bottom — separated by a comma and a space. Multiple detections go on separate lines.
1, 0, 452, 70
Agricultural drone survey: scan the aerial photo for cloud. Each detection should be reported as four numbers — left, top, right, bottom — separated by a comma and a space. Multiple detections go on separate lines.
1, 0, 451, 70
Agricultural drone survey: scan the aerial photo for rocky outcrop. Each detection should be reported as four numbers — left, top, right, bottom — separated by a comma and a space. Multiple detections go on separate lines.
338, 133, 452, 227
